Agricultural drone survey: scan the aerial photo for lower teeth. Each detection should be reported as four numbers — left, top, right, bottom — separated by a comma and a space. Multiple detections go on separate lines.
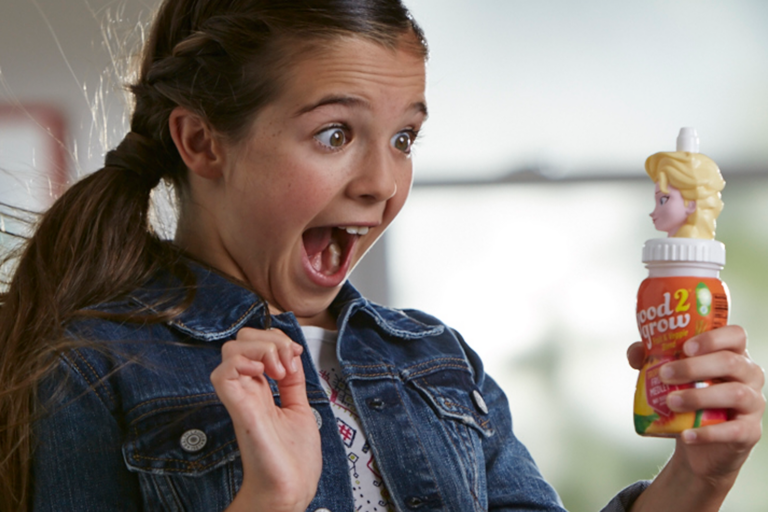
327, 241, 341, 274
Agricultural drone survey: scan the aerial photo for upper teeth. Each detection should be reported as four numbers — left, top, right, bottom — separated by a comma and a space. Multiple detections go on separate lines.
340, 226, 369, 235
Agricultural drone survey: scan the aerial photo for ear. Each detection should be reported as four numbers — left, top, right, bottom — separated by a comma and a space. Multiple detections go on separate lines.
685, 199, 697, 216
168, 107, 225, 180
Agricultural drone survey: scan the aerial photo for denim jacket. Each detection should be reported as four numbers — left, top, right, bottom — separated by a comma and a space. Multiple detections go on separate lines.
33, 262, 649, 511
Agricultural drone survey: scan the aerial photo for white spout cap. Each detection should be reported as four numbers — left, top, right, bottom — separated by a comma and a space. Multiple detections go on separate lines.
676, 127, 700, 152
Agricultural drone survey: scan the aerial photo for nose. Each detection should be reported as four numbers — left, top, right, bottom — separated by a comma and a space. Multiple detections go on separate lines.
346, 145, 400, 203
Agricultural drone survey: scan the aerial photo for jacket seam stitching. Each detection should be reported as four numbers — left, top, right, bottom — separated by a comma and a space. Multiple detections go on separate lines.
126, 392, 219, 416
441, 418, 485, 511
415, 377, 490, 430
170, 301, 261, 336
406, 363, 470, 379
130, 399, 222, 424
391, 382, 447, 507
130, 439, 238, 470
65, 350, 115, 410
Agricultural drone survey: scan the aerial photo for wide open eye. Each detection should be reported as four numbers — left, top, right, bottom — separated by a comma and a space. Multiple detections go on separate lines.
391, 132, 413, 154
391, 131, 414, 154
315, 126, 347, 149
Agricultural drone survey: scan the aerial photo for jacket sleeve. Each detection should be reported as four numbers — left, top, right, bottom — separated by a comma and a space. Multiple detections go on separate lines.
33, 353, 141, 511
599, 481, 651, 512
455, 330, 651, 511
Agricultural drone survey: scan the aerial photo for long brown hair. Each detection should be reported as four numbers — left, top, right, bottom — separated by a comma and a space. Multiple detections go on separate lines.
0, 1, 426, 509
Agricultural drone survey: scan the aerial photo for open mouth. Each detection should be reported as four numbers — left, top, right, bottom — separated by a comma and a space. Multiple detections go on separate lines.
301, 226, 367, 286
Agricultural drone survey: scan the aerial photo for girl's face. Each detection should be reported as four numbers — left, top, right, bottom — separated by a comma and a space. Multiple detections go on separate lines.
183, 36, 427, 327
651, 182, 696, 236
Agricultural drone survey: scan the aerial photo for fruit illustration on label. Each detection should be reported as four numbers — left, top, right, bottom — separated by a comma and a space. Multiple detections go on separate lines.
696, 282, 712, 316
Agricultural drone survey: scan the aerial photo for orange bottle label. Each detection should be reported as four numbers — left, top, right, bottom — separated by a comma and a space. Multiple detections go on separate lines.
634, 276, 729, 436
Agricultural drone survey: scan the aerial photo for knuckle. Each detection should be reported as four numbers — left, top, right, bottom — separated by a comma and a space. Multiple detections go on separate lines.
753, 390, 767, 415
732, 384, 748, 407
265, 343, 279, 357
723, 352, 741, 375
755, 363, 766, 387
271, 331, 294, 347
235, 327, 258, 340
221, 340, 237, 358
729, 420, 745, 442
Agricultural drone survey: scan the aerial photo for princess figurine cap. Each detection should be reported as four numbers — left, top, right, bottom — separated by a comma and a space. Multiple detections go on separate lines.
645, 128, 725, 240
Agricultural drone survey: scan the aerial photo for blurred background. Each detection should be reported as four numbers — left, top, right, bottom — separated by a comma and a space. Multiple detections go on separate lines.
1, 0, 766, 510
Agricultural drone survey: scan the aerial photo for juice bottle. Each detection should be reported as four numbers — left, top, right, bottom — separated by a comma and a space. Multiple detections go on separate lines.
633, 128, 729, 437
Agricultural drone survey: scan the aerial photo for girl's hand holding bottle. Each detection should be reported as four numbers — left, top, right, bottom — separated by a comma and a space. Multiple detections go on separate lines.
627, 130, 765, 510
211, 328, 322, 512
627, 326, 765, 511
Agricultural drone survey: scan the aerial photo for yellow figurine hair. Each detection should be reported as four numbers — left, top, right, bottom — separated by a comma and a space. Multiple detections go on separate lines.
645, 150, 725, 240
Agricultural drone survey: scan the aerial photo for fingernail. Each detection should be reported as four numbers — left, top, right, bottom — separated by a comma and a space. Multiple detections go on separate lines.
291, 357, 298, 373
682, 429, 697, 443
668, 393, 683, 410
684, 340, 699, 357
660, 365, 674, 381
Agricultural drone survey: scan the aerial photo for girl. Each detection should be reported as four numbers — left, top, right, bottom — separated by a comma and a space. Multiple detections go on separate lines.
0, 1, 763, 511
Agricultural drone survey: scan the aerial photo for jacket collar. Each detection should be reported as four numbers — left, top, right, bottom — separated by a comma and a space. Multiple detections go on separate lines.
130, 260, 442, 342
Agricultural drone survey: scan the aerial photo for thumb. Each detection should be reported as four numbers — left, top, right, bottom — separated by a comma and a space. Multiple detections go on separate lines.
627, 341, 645, 370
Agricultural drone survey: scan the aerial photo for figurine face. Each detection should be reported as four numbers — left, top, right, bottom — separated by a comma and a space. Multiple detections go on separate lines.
651, 183, 696, 236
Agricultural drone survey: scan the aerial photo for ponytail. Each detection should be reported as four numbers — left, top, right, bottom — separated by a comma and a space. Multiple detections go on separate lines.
0, 131, 193, 511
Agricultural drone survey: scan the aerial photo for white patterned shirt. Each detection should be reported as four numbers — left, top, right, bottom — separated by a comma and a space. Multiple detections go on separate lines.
301, 326, 395, 512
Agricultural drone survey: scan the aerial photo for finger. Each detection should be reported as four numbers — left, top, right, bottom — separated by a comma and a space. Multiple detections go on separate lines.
232, 354, 266, 379
278, 344, 299, 374
627, 342, 645, 370
258, 344, 288, 380
225, 330, 299, 379
660, 351, 764, 389
211, 354, 265, 382
276, 355, 310, 409
221, 339, 283, 379
210, 358, 275, 417
667, 381, 764, 415
680, 418, 762, 447
683, 325, 747, 358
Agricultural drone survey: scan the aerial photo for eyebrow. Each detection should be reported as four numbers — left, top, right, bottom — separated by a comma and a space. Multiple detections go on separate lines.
295, 94, 429, 119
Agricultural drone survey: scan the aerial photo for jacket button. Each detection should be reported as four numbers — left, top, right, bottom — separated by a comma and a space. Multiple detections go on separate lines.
406, 496, 426, 508
472, 390, 489, 415
312, 407, 323, 429
367, 397, 385, 410
180, 429, 207, 452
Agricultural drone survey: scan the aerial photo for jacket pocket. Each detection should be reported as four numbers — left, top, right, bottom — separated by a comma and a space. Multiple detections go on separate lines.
123, 393, 241, 512
406, 363, 493, 511
406, 364, 494, 438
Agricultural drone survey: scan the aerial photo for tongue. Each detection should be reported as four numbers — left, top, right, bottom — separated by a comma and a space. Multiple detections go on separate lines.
303, 227, 342, 275
303, 227, 332, 256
